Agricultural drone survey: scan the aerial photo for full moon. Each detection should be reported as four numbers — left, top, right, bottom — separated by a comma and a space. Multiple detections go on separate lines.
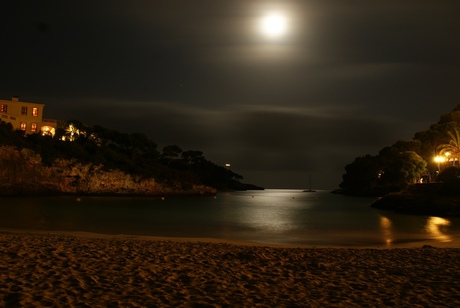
260, 13, 287, 38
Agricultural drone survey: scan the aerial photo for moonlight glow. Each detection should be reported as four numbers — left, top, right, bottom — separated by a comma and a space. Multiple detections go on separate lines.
260, 13, 287, 38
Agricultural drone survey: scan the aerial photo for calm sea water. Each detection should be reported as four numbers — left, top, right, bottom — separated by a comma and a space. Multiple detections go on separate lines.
1, 189, 460, 247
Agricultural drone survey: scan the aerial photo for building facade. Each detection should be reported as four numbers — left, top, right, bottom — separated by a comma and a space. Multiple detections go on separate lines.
0, 96, 57, 136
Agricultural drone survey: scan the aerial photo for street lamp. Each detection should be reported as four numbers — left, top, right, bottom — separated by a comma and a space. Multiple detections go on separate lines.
434, 155, 446, 179
434, 155, 446, 164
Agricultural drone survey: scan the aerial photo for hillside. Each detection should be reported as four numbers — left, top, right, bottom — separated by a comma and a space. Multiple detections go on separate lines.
339, 105, 460, 197
337, 105, 460, 217
0, 119, 263, 196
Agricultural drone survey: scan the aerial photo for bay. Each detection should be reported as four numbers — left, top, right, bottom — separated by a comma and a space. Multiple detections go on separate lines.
1, 189, 459, 247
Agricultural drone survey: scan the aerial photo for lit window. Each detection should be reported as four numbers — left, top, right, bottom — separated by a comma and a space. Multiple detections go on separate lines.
0, 104, 7, 113
20, 122, 27, 131
21, 106, 28, 115
32, 108, 38, 117
31, 123, 37, 132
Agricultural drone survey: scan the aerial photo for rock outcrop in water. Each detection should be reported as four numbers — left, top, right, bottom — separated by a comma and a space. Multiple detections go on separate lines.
371, 183, 460, 217
0, 146, 216, 196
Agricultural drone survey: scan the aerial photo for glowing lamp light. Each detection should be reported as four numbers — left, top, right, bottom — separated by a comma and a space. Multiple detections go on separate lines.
225, 163, 231, 167
434, 156, 446, 163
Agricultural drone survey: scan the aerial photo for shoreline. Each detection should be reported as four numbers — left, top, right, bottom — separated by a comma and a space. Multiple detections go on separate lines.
2, 227, 460, 249
2, 230, 460, 307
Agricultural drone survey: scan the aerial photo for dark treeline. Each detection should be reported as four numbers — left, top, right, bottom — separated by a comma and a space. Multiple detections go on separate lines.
0, 119, 262, 191
340, 105, 460, 196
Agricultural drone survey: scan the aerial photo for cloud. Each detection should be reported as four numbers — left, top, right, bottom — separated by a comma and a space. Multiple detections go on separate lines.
49, 97, 422, 188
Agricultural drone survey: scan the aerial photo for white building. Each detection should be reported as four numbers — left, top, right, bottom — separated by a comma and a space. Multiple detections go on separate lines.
0, 96, 56, 136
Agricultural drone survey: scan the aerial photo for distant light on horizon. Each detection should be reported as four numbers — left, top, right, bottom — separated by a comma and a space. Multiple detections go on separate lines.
225, 163, 231, 167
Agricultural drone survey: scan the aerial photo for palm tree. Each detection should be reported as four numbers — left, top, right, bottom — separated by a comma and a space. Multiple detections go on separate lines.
437, 127, 460, 166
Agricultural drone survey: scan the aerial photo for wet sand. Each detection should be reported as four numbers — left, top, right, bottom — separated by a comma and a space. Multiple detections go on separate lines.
1, 231, 460, 307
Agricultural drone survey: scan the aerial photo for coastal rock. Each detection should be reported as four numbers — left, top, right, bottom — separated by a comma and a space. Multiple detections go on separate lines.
0, 146, 216, 196
371, 183, 460, 217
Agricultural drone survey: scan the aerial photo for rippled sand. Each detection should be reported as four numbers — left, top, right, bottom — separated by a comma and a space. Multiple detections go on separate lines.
1, 231, 460, 307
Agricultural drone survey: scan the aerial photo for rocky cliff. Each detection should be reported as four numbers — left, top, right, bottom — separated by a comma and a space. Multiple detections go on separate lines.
0, 146, 216, 196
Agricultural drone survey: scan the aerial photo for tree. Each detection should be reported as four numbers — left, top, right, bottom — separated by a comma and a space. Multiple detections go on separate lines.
437, 166, 460, 182
380, 151, 427, 187
63, 120, 89, 142
340, 104, 460, 195
340, 155, 380, 192
181, 150, 205, 166
437, 127, 460, 166
161, 145, 182, 166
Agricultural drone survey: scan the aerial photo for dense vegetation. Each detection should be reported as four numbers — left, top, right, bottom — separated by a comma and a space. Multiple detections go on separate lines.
0, 119, 261, 191
340, 105, 460, 196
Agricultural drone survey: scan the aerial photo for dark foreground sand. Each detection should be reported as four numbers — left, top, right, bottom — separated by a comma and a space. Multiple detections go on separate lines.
1, 231, 460, 307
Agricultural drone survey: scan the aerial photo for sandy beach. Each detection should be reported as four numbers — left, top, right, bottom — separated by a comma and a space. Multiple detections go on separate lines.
1, 231, 460, 307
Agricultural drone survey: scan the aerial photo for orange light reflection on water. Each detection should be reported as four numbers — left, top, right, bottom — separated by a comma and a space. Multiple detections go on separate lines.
425, 217, 452, 242
379, 216, 393, 247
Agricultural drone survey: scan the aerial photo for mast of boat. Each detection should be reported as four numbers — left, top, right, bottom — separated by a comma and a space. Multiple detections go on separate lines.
304, 174, 316, 192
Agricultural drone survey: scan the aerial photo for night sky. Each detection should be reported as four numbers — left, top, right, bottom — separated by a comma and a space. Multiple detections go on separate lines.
1, 1, 460, 189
